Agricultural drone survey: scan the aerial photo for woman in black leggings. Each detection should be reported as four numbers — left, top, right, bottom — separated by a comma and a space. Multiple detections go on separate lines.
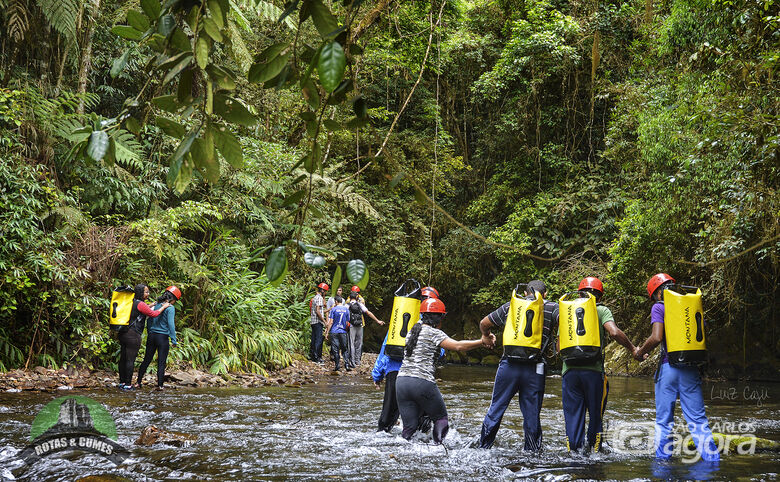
118, 284, 169, 390
395, 298, 494, 443
137, 286, 181, 390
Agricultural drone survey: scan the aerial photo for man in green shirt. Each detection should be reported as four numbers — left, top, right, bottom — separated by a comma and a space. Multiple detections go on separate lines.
559, 277, 636, 453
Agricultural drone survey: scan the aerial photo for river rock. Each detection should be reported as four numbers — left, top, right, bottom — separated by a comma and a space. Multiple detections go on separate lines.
135, 425, 198, 448
481, 355, 501, 365
685, 432, 780, 453
466, 356, 481, 365
33, 366, 48, 375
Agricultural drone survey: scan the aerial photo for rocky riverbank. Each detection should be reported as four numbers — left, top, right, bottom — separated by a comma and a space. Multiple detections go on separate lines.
0, 354, 378, 392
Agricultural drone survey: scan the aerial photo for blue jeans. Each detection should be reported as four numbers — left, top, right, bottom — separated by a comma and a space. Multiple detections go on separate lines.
480, 358, 545, 450
309, 323, 323, 361
562, 369, 609, 452
655, 363, 720, 461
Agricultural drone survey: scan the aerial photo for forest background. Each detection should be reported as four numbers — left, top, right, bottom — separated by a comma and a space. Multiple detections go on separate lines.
0, 0, 776, 378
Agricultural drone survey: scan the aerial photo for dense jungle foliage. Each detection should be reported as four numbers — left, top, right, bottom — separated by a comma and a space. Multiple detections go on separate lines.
0, 0, 776, 377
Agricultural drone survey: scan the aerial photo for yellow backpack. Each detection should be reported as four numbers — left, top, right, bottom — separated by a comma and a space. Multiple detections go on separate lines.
558, 292, 601, 364
386, 279, 422, 360
663, 286, 707, 366
503, 287, 544, 361
109, 286, 135, 331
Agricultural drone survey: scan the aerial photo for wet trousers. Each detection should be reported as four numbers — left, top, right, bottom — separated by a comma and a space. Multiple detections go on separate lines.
480, 358, 545, 450
396, 376, 448, 443
562, 369, 609, 452
655, 363, 720, 461
117, 328, 141, 385
137, 332, 170, 387
378, 371, 400, 432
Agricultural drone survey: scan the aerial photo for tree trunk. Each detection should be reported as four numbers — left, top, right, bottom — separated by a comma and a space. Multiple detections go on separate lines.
76, 0, 101, 114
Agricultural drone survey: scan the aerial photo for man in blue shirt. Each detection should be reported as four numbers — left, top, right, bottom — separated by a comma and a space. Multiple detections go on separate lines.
325, 296, 351, 371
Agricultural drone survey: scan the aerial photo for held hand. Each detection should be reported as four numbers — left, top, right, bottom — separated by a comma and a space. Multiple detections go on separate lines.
632, 346, 644, 361
376, 320, 385, 326
374, 381, 382, 390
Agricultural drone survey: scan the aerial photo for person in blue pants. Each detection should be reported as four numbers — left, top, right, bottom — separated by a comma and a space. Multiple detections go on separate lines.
478, 280, 558, 451
635, 273, 719, 462
560, 277, 636, 453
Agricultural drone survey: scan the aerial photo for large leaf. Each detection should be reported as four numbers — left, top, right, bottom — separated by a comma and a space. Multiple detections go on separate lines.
151, 95, 181, 113
346, 259, 366, 285
195, 36, 210, 69
110, 50, 131, 78
111, 25, 143, 41
332, 265, 342, 292
356, 265, 369, 290
170, 128, 198, 165
213, 94, 257, 126
211, 125, 243, 167
162, 54, 193, 85
309, 0, 338, 38
140, 0, 161, 19
191, 137, 219, 183
248, 53, 290, 84
86, 130, 109, 161
317, 41, 346, 93
303, 252, 326, 268
157, 14, 175, 36
126, 9, 149, 31
266, 246, 287, 283
156, 116, 186, 137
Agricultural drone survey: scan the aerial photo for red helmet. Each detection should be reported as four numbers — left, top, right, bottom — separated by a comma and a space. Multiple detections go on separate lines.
421, 286, 439, 299
351, 285, 360, 293
578, 277, 604, 295
647, 273, 675, 298
317, 282, 329, 291
420, 298, 446, 313
165, 285, 182, 300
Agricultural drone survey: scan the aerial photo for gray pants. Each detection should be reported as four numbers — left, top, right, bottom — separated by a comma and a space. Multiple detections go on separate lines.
349, 325, 363, 366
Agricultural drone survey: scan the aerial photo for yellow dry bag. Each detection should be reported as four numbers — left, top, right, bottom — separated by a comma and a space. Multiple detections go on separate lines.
503, 287, 544, 360
558, 292, 601, 364
386, 279, 422, 360
109, 286, 135, 331
663, 287, 707, 366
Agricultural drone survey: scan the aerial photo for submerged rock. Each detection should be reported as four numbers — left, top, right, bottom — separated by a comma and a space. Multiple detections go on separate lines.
685, 432, 780, 453
135, 425, 198, 448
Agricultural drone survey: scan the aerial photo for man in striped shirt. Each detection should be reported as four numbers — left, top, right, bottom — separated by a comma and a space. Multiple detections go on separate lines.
478, 280, 558, 451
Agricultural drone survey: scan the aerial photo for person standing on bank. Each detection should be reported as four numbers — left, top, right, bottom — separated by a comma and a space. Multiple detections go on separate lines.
118, 284, 170, 390
310, 283, 329, 363
559, 276, 636, 453
325, 286, 343, 318
137, 286, 181, 390
395, 298, 495, 444
634, 273, 719, 462
347, 287, 384, 366
478, 280, 558, 451
324, 296, 352, 371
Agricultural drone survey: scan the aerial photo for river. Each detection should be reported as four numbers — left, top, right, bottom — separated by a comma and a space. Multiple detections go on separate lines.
0, 365, 778, 480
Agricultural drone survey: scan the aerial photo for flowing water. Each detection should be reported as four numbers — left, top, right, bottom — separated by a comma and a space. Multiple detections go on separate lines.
0, 365, 778, 480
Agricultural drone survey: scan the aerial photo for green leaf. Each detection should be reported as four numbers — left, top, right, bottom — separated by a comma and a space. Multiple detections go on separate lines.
257, 42, 288, 63
151, 95, 180, 113
170, 128, 198, 165
177, 69, 194, 102
207, 64, 236, 90
170, 27, 192, 52
317, 41, 346, 93
195, 36, 210, 69
111, 25, 143, 41
304, 252, 327, 268
173, 155, 194, 193
191, 137, 219, 183
389, 171, 405, 188
207, 0, 225, 29
302, 79, 320, 110
299, 111, 316, 122
86, 130, 109, 161
156, 116, 186, 137
332, 265, 342, 292
356, 265, 369, 290
211, 125, 243, 167
202, 17, 223, 42
125, 116, 141, 135
353, 95, 367, 118
248, 53, 290, 84
213, 94, 257, 126
346, 116, 368, 129
162, 54, 192, 85
110, 50, 131, 78
127, 9, 150, 31
346, 259, 366, 285
309, 0, 339, 38
303, 153, 314, 173
266, 246, 287, 283
323, 119, 341, 131
158, 14, 176, 37
281, 189, 306, 207
141, 0, 161, 19
278, 0, 300, 24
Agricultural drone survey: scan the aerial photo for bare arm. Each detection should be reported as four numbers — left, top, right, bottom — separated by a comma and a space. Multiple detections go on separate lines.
603, 321, 635, 353
324, 318, 333, 339
635, 322, 664, 360
479, 316, 497, 348
365, 309, 385, 326
440, 335, 494, 352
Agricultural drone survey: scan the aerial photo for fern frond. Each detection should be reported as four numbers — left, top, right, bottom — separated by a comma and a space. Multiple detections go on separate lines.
36, 0, 80, 44
309, 173, 381, 219
7, 0, 30, 43
233, 0, 296, 30
110, 129, 143, 170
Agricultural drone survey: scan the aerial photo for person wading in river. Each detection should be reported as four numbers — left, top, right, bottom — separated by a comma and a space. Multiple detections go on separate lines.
324, 296, 352, 371
372, 286, 440, 433
559, 277, 636, 453
310, 283, 328, 363
137, 285, 181, 390
395, 298, 495, 444
346, 288, 384, 367
634, 273, 719, 462
478, 280, 558, 451
117, 284, 170, 390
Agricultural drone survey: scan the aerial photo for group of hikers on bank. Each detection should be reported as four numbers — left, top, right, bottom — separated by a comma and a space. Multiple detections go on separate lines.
326, 274, 719, 462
